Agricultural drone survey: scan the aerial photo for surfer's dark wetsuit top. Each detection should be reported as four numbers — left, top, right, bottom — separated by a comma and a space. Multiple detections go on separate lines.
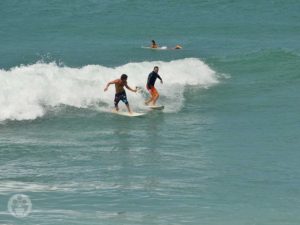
147, 71, 162, 89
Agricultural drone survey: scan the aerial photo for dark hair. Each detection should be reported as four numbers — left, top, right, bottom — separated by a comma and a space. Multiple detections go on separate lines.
152, 40, 156, 43
154, 66, 159, 70
120, 74, 128, 80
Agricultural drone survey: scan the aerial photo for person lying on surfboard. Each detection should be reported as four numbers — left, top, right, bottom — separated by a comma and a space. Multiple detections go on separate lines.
145, 66, 163, 106
104, 74, 137, 114
151, 40, 158, 48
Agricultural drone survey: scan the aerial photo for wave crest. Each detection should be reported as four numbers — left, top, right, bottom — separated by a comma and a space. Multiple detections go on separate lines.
0, 58, 219, 121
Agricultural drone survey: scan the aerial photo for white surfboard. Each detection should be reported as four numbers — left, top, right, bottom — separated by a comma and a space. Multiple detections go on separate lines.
148, 105, 164, 110
112, 110, 145, 117
141, 46, 168, 50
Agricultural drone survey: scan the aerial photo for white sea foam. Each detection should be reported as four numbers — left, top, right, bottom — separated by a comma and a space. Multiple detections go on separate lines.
0, 58, 219, 121
0, 181, 121, 194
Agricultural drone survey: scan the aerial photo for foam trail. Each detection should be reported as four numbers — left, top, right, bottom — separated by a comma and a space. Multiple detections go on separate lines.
0, 58, 219, 121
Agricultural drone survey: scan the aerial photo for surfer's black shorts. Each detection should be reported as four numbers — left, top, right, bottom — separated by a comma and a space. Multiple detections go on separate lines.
114, 91, 128, 106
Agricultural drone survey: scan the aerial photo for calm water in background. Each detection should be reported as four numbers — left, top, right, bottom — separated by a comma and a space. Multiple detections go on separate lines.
0, 1, 300, 224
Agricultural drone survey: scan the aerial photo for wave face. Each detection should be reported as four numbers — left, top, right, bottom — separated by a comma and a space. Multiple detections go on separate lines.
0, 58, 219, 121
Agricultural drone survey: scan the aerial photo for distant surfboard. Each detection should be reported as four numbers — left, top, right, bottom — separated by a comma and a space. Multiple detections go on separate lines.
141, 46, 168, 50
148, 105, 164, 110
112, 110, 145, 117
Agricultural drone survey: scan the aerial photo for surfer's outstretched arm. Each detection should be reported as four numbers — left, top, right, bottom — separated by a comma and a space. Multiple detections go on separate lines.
104, 80, 117, 91
125, 84, 137, 93
157, 74, 163, 84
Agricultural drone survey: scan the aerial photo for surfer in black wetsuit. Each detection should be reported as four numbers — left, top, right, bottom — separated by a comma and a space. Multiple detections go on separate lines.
145, 66, 163, 106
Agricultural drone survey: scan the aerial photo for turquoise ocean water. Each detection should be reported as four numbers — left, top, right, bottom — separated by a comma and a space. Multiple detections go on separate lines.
1, 1, 300, 224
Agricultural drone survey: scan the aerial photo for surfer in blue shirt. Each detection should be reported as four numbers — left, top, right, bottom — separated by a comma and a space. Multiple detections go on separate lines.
145, 66, 163, 105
